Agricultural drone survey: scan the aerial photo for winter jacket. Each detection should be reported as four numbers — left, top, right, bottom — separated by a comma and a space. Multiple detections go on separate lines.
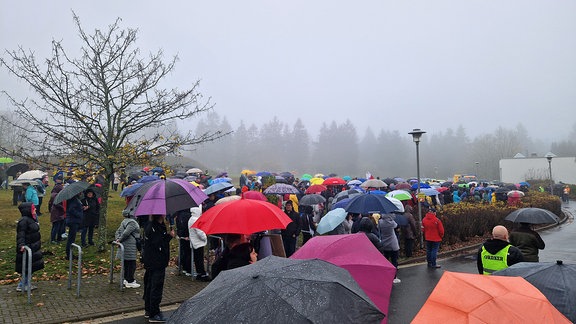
281, 210, 301, 239
401, 210, 417, 240
81, 194, 100, 227
188, 207, 207, 249
358, 217, 385, 253
15, 202, 44, 273
65, 197, 84, 225
422, 212, 444, 242
48, 185, 65, 223
25, 185, 39, 206
174, 209, 192, 238
143, 217, 172, 270
509, 227, 545, 262
115, 217, 140, 261
476, 238, 524, 274
378, 214, 400, 251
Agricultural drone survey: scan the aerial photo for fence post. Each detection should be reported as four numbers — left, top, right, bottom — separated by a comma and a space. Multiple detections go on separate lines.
67, 243, 82, 297
21, 246, 32, 304
109, 241, 125, 291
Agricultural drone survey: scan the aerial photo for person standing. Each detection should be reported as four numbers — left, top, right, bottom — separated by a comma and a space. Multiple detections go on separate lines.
299, 205, 316, 245
142, 214, 174, 322
400, 204, 417, 258
509, 223, 545, 262
115, 210, 141, 288
281, 200, 300, 257
188, 207, 210, 281
174, 208, 193, 276
48, 182, 66, 243
80, 189, 100, 247
477, 225, 525, 274
22, 182, 40, 213
65, 193, 84, 260
421, 203, 444, 269
15, 202, 44, 292
378, 213, 401, 284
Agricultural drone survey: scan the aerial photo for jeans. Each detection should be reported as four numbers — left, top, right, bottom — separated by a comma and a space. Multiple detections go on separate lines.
81, 226, 95, 246
426, 241, 441, 267
66, 223, 80, 258
144, 268, 166, 318
51, 220, 65, 242
17, 272, 29, 289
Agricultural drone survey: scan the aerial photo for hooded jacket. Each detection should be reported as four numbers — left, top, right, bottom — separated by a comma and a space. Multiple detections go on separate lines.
378, 213, 399, 251
476, 238, 524, 274
358, 217, 385, 253
188, 207, 207, 249
509, 226, 545, 262
15, 202, 45, 273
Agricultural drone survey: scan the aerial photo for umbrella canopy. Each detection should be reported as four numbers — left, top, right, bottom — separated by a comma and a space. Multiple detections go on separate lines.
132, 179, 208, 216
54, 181, 92, 204
347, 179, 362, 186
240, 169, 256, 176
385, 190, 412, 201
204, 182, 234, 195
411, 183, 431, 190
256, 171, 271, 177
18, 170, 47, 180
316, 208, 348, 234
421, 188, 440, 196
386, 197, 405, 213
192, 199, 293, 235
493, 260, 576, 322
507, 190, 525, 198
300, 173, 312, 180
345, 193, 399, 214
138, 175, 160, 183
150, 167, 164, 174
304, 184, 328, 194
395, 182, 411, 190
169, 256, 384, 323
0, 157, 14, 163
323, 177, 346, 186
504, 208, 559, 224
412, 271, 571, 323
211, 177, 233, 184
119, 182, 145, 197
291, 234, 396, 319
5, 163, 29, 176
299, 194, 326, 206
334, 189, 363, 203
215, 195, 241, 205
263, 183, 300, 195
361, 179, 388, 189
309, 177, 324, 185
241, 190, 267, 201
187, 168, 203, 174
9, 179, 42, 187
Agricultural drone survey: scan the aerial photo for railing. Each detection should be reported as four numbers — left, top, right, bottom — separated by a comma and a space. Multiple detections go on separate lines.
21, 245, 32, 304
206, 235, 224, 278
177, 236, 196, 277
109, 241, 125, 291
67, 243, 82, 297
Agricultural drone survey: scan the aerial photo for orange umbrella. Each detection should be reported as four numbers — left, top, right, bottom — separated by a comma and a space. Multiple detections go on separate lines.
412, 271, 570, 323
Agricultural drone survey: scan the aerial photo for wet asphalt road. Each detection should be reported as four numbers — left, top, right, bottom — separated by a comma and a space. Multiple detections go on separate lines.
109, 202, 575, 324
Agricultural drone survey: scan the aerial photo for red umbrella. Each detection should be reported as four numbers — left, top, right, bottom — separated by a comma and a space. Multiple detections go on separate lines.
192, 199, 293, 235
291, 234, 396, 323
395, 182, 411, 190
323, 177, 346, 186
241, 190, 267, 201
507, 190, 525, 198
436, 187, 450, 193
305, 184, 328, 194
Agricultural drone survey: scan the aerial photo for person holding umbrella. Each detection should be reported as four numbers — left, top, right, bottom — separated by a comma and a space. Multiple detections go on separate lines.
477, 225, 524, 275
65, 193, 84, 260
80, 188, 100, 247
22, 181, 39, 214
509, 223, 545, 262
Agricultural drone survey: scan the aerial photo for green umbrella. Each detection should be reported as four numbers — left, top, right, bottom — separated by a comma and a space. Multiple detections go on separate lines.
301, 173, 312, 180
0, 157, 14, 163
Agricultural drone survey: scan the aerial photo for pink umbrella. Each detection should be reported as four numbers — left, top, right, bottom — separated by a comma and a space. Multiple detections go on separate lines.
291, 233, 396, 322
241, 190, 267, 201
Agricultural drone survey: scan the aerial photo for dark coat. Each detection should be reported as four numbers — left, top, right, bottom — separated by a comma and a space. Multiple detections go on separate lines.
174, 209, 192, 238
358, 217, 386, 254
48, 185, 65, 223
143, 217, 172, 270
509, 227, 545, 262
281, 210, 301, 238
65, 197, 84, 225
81, 194, 100, 227
15, 202, 44, 273
476, 238, 525, 274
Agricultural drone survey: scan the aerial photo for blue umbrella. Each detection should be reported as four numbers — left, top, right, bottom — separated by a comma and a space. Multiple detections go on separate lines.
411, 183, 431, 190
421, 188, 440, 196
345, 193, 399, 214
138, 175, 160, 183
120, 183, 145, 197
332, 198, 351, 210
211, 177, 232, 184
150, 167, 164, 174
394, 213, 409, 226
256, 171, 272, 177
367, 190, 387, 195
204, 182, 234, 195
317, 208, 348, 235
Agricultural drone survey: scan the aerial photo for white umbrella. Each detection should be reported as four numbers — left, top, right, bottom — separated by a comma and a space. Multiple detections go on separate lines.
18, 170, 47, 180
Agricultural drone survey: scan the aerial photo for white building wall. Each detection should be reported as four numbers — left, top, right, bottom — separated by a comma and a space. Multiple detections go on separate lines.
499, 157, 576, 184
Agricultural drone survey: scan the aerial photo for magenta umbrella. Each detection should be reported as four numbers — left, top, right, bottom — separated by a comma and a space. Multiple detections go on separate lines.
291, 233, 396, 322
133, 179, 208, 216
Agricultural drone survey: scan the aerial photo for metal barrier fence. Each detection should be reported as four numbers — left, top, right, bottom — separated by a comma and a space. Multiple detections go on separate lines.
21, 246, 32, 304
207, 235, 224, 277
177, 236, 196, 277
68, 243, 82, 297
109, 241, 125, 291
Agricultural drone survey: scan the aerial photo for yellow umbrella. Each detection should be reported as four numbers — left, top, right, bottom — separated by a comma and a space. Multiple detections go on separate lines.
310, 177, 324, 185
289, 194, 299, 213
241, 169, 256, 175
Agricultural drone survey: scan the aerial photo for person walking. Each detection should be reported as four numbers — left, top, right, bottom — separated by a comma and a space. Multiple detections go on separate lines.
80, 188, 100, 247
421, 203, 444, 269
142, 214, 174, 323
509, 223, 545, 262
115, 210, 141, 288
15, 202, 44, 292
477, 225, 524, 275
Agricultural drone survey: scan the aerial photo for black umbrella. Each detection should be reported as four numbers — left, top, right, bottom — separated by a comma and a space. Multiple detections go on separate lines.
54, 181, 92, 204
168, 256, 384, 323
504, 208, 559, 224
345, 193, 399, 214
334, 189, 363, 203
5, 163, 29, 177
299, 194, 327, 206
493, 260, 576, 322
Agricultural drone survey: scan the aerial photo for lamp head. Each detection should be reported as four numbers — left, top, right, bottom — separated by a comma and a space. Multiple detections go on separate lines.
545, 152, 555, 162
409, 128, 426, 143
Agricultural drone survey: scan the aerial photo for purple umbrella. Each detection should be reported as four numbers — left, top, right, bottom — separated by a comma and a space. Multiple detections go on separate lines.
133, 179, 208, 216
263, 183, 301, 195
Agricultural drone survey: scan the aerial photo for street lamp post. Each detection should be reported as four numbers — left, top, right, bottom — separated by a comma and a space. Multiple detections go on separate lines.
409, 128, 426, 248
545, 152, 555, 195
474, 162, 479, 180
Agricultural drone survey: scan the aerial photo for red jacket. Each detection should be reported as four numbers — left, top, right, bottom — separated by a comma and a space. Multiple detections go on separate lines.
422, 212, 444, 242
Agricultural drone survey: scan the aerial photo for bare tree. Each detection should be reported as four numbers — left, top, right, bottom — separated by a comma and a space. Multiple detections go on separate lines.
0, 14, 225, 249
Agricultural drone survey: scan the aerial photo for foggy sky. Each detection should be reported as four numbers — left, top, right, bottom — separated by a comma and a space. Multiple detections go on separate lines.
1, 1, 575, 141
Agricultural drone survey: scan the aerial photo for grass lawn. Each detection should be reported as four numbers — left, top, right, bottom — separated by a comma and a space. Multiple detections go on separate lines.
0, 185, 179, 285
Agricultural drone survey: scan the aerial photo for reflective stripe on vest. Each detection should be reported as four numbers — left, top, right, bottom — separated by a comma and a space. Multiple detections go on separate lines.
481, 245, 510, 275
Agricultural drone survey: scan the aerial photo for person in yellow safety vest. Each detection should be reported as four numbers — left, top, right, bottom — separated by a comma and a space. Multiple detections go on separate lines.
477, 225, 524, 275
